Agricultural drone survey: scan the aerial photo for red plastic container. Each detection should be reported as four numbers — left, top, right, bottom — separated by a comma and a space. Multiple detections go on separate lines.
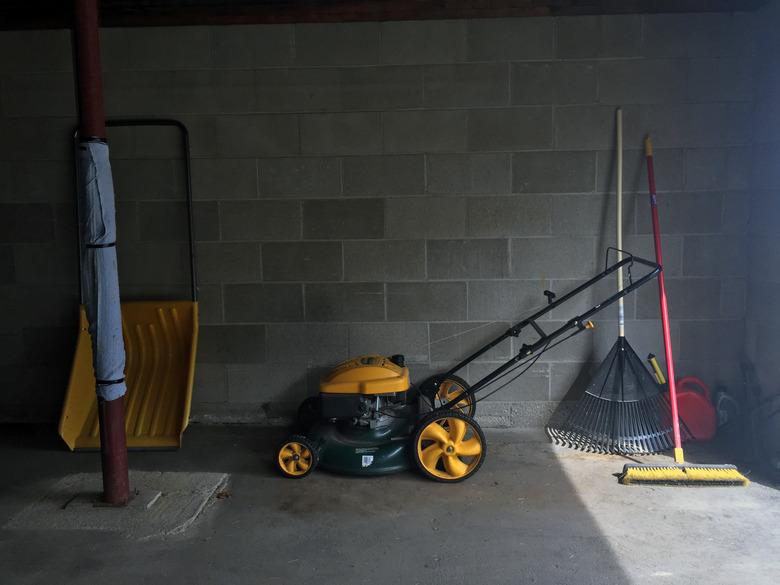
676, 377, 717, 441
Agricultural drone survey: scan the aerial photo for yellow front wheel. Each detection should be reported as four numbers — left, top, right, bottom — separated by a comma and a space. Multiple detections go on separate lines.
277, 435, 318, 479
412, 411, 486, 483
434, 376, 476, 417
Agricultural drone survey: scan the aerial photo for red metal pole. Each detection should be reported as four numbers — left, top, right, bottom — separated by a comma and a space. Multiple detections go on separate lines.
644, 136, 684, 464
73, 0, 130, 505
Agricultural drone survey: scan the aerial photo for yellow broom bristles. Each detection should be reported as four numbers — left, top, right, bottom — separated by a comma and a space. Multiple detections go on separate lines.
620, 465, 749, 486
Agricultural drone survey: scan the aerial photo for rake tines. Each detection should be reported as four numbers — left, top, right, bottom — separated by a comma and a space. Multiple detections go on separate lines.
546, 337, 688, 455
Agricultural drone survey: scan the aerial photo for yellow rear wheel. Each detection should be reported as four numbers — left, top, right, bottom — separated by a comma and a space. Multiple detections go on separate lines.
277, 435, 317, 479
412, 411, 486, 483
434, 376, 476, 417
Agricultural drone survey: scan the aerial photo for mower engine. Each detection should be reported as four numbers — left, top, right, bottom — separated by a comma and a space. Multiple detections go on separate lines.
319, 354, 410, 429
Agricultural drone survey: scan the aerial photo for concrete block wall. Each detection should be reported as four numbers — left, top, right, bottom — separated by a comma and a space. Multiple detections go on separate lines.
0, 12, 758, 426
746, 2, 780, 403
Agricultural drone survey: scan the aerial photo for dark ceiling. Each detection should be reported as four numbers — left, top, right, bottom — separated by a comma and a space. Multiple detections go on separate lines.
1, 0, 769, 30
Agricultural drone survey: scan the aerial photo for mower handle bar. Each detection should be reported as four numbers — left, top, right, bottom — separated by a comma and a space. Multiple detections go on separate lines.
436, 253, 661, 410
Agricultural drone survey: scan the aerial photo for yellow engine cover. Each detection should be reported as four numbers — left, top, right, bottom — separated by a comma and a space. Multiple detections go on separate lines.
320, 355, 410, 395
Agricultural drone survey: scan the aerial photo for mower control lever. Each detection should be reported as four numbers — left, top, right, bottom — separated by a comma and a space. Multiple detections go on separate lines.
543, 290, 556, 304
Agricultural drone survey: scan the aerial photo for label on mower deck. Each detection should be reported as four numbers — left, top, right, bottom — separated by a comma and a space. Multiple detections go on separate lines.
361, 455, 374, 467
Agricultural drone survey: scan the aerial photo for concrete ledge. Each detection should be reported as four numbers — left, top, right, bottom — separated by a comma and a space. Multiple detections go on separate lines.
4, 470, 229, 540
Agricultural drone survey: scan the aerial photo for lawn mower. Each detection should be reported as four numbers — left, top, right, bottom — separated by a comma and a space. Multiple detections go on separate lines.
276, 251, 661, 483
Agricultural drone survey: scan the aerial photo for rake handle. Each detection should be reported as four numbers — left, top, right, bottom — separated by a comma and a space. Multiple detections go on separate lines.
645, 136, 683, 460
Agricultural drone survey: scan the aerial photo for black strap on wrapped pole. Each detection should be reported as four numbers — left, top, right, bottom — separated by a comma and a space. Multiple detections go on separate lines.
73, 0, 130, 506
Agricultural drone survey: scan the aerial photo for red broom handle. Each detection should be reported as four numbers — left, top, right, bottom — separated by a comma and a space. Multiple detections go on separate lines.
644, 136, 683, 456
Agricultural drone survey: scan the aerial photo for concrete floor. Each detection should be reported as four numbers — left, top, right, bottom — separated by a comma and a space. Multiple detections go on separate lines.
1, 424, 778, 585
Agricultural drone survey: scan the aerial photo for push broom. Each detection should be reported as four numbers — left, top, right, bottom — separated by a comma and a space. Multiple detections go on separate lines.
618, 137, 749, 486
547, 109, 681, 454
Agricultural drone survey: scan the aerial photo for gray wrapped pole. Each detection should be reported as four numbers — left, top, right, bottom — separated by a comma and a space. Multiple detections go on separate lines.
77, 140, 127, 402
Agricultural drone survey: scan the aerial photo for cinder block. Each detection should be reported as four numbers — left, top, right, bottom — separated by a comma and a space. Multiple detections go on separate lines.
102, 27, 213, 70
641, 14, 690, 58
510, 401, 558, 429
623, 234, 682, 276
720, 278, 747, 319
597, 148, 683, 193
678, 319, 744, 362
294, 22, 380, 66
303, 199, 383, 240
224, 283, 303, 322
634, 191, 722, 235
752, 143, 780, 189
387, 282, 466, 321
12, 244, 77, 285
510, 62, 597, 105
258, 157, 340, 197
137, 202, 188, 241
193, 363, 228, 403
423, 63, 508, 108
467, 280, 548, 321
0, 203, 54, 243
305, 283, 385, 321
430, 321, 511, 364
513, 151, 595, 193
21, 326, 73, 367
557, 15, 641, 58
0, 246, 14, 285
0, 160, 72, 204
343, 155, 425, 196
385, 197, 466, 239
511, 236, 597, 279
467, 18, 554, 61
300, 112, 381, 155
555, 105, 639, 150
173, 115, 218, 159
468, 362, 549, 401
265, 323, 348, 365
191, 159, 257, 201
191, 202, 219, 242
118, 243, 189, 287
0, 72, 76, 117
0, 30, 72, 72
226, 363, 308, 404
216, 115, 299, 157
466, 195, 550, 237
212, 24, 294, 68
721, 191, 751, 235
468, 108, 552, 151
104, 70, 255, 116
683, 235, 747, 278
598, 60, 687, 105
198, 325, 265, 364
381, 20, 467, 64
427, 154, 510, 195
636, 277, 721, 320
685, 102, 753, 147
685, 147, 751, 192
0, 285, 78, 330
383, 110, 467, 153
636, 105, 688, 149
0, 117, 73, 161
427, 239, 509, 279
549, 362, 598, 401
343, 240, 425, 281
262, 241, 342, 281
220, 200, 300, 241
347, 322, 428, 363
196, 284, 223, 324
688, 58, 753, 103
686, 13, 748, 58
196, 242, 261, 284
112, 159, 185, 201
256, 66, 423, 113
550, 193, 635, 238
